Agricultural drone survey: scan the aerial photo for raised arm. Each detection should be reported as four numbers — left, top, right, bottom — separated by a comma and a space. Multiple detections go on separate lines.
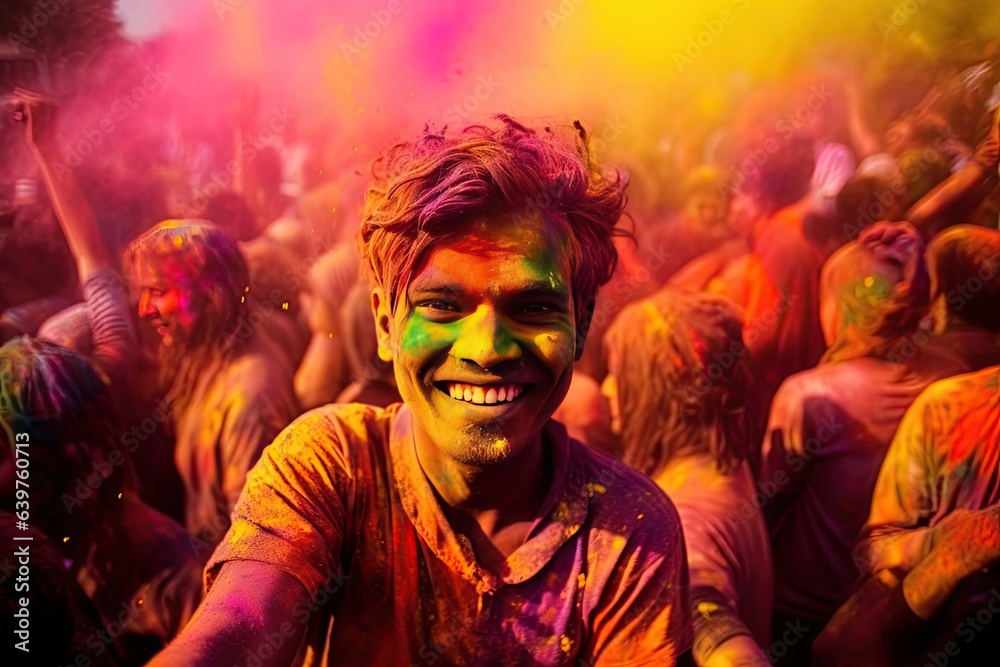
906, 107, 1000, 239
843, 70, 882, 160
13, 89, 137, 387
13, 88, 110, 284
148, 560, 307, 667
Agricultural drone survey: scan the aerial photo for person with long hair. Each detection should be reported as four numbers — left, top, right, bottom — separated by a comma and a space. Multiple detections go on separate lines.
603, 290, 773, 666
122, 220, 299, 549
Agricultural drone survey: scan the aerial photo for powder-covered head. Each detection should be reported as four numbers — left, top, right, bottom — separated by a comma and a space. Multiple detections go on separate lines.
360, 115, 628, 332
927, 224, 1000, 333
0, 338, 131, 532
124, 219, 250, 352
603, 290, 752, 477
820, 220, 929, 363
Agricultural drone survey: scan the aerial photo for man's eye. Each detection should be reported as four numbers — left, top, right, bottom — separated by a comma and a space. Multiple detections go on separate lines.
519, 303, 562, 315
419, 300, 458, 312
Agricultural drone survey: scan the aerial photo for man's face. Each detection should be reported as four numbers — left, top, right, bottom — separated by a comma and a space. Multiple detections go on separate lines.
134, 258, 201, 351
684, 192, 724, 231
374, 213, 581, 466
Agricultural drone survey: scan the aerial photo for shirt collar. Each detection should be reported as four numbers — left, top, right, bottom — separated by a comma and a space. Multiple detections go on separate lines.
389, 405, 590, 592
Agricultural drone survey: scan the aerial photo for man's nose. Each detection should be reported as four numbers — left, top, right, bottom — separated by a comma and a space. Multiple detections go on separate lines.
138, 291, 157, 318
450, 306, 520, 369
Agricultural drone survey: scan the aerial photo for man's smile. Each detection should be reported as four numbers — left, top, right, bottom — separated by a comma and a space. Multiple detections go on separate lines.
435, 381, 528, 405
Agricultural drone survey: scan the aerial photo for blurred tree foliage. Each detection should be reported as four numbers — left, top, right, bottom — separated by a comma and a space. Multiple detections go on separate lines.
0, 0, 124, 82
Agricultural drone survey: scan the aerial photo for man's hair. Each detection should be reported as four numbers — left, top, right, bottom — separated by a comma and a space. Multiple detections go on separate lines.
123, 220, 250, 351
0, 338, 133, 532
821, 221, 929, 364
604, 290, 752, 477
359, 115, 628, 329
740, 131, 815, 213
927, 224, 1000, 333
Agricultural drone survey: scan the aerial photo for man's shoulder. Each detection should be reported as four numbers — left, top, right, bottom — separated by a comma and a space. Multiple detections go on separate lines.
272, 402, 400, 453
566, 438, 683, 539
924, 365, 998, 399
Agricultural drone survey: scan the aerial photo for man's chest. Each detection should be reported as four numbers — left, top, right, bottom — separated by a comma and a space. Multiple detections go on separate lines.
325, 511, 594, 667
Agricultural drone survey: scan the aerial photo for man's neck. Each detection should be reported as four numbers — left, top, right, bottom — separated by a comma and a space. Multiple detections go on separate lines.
413, 428, 553, 560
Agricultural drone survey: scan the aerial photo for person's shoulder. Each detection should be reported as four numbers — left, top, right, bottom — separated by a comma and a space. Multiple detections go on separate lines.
253, 403, 401, 490
770, 366, 829, 417
272, 402, 398, 452
568, 439, 682, 538
774, 360, 877, 401
915, 365, 998, 409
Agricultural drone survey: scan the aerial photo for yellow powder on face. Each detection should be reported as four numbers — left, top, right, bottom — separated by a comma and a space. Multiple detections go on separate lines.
612, 536, 626, 551
585, 482, 607, 497
577, 573, 586, 589
560, 635, 573, 653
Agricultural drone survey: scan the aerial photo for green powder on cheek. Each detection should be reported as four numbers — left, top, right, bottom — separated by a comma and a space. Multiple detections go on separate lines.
400, 316, 461, 354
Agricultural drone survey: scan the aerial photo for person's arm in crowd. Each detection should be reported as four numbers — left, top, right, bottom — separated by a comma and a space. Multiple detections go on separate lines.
813, 505, 1000, 667
758, 384, 813, 529
147, 561, 307, 667
295, 284, 348, 410
13, 88, 137, 384
13, 88, 110, 283
689, 586, 769, 666
906, 106, 1000, 239
843, 71, 883, 160
295, 330, 347, 410
855, 388, 942, 576
153, 408, 355, 665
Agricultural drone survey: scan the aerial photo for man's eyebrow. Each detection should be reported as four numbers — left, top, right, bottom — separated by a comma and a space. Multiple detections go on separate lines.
408, 284, 464, 298
409, 281, 569, 300
512, 281, 570, 300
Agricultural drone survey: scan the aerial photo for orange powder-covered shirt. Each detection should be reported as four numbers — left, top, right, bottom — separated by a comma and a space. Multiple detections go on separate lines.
858, 365, 1000, 574
207, 403, 691, 666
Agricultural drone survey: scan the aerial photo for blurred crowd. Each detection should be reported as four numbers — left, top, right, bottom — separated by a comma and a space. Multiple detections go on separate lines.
2, 31, 1000, 667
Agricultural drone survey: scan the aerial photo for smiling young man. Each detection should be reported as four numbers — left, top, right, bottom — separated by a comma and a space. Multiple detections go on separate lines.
149, 116, 690, 667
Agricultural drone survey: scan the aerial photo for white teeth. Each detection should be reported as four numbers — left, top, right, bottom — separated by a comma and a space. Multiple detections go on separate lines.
445, 383, 524, 404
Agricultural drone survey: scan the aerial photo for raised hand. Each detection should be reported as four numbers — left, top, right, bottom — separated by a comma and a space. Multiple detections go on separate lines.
10, 87, 59, 155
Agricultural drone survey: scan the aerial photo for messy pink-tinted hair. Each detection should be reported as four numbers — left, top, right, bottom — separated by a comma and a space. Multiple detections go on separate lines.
604, 290, 753, 477
360, 115, 628, 329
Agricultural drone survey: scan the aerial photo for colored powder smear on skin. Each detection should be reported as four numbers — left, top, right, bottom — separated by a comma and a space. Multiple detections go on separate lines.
399, 315, 461, 355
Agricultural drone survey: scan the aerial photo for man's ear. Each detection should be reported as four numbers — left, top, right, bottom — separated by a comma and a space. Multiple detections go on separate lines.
371, 286, 394, 363
575, 299, 596, 361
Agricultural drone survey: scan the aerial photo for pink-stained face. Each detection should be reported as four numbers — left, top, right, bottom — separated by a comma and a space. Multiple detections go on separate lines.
134, 258, 202, 351
373, 213, 581, 466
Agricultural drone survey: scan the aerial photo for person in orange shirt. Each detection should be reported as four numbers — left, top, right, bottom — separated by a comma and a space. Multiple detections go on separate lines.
148, 116, 691, 667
